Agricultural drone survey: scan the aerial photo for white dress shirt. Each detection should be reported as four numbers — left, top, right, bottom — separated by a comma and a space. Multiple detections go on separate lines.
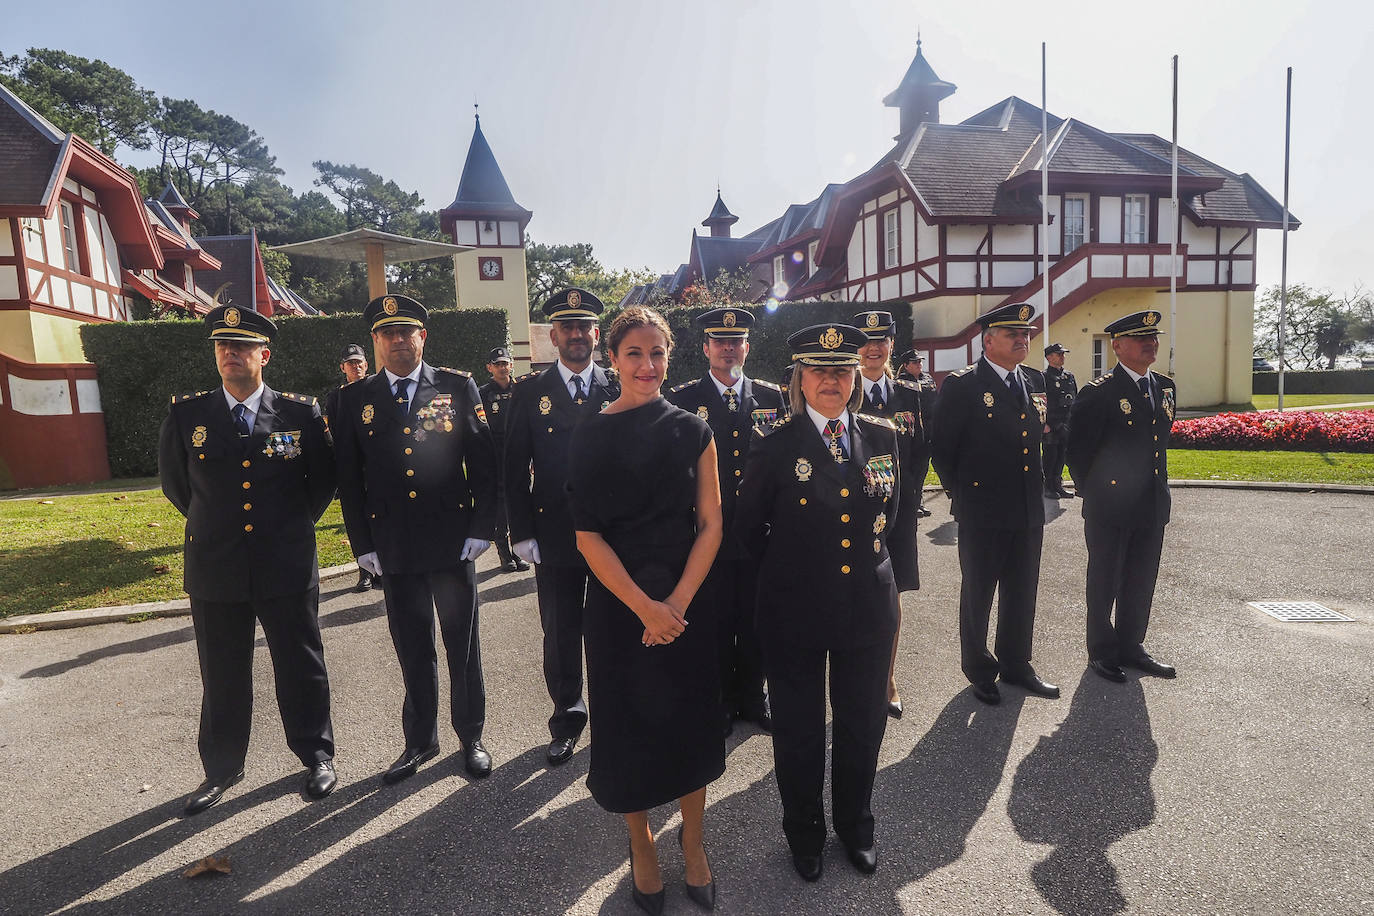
556, 361, 594, 400
222, 383, 265, 432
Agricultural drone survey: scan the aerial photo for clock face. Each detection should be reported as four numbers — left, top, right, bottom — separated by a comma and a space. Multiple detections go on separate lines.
480, 257, 503, 280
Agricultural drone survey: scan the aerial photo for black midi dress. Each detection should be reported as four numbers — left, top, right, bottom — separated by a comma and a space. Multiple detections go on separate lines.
567, 397, 725, 813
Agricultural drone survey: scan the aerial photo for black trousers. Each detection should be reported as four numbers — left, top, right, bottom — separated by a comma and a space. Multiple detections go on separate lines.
381, 566, 485, 750
1085, 519, 1166, 664
1042, 427, 1068, 491
915, 454, 932, 505
189, 588, 334, 781
957, 524, 1044, 683
533, 563, 590, 741
492, 485, 515, 565
762, 638, 890, 856
712, 556, 767, 717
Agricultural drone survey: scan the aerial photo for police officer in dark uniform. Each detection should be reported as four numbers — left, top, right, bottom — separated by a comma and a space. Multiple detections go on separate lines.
666, 306, 785, 735
736, 323, 900, 881
323, 343, 374, 591
504, 287, 621, 765
479, 346, 529, 573
333, 294, 499, 782
1042, 342, 1078, 499
158, 304, 337, 815
896, 349, 937, 517
852, 311, 927, 719
1067, 310, 1178, 683
930, 302, 1059, 706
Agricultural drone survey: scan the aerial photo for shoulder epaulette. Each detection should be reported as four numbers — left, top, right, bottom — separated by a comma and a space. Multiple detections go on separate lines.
1086, 374, 1110, 387
756, 415, 792, 437
951, 365, 976, 377
437, 366, 472, 378
1154, 371, 1175, 384
279, 391, 317, 406
170, 390, 210, 404
856, 413, 897, 430
514, 370, 541, 385
892, 377, 920, 391
670, 379, 699, 394
753, 378, 783, 392
342, 376, 366, 388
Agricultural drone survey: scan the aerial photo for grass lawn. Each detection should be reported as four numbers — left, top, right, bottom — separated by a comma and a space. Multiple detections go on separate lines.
1250, 394, 1374, 411
1165, 450, 1374, 484
0, 488, 355, 619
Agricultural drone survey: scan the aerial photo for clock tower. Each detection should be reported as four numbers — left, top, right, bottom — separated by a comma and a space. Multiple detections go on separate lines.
441, 112, 534, 370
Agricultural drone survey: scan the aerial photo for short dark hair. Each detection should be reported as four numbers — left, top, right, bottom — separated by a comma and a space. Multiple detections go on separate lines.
606, 306, 674, 356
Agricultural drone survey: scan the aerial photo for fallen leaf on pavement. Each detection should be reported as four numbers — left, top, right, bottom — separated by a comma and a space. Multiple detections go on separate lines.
183, 856, 231, 878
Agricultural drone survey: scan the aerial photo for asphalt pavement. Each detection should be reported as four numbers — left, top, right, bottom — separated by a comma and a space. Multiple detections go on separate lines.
1, 487, 1371, 915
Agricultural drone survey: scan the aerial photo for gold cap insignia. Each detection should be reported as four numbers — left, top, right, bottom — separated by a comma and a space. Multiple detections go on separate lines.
1018, 305, 1031, 322
223, 307, 240, 327
983, 392, 995, 407
820, 327, 842, 350
1144, 311, 1158, 326
795, 457, 813, 482
866, 313, 879, 328
382, 296, 398, 315
1120, 399, 1133, 414
567, 290, 582, 308
723, 311, 736, 327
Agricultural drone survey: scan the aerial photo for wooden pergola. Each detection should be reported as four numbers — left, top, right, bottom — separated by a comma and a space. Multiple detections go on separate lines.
272, 228, 472, 299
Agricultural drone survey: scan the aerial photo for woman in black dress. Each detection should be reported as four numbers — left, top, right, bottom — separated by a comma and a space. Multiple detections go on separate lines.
567, 306, 724, 913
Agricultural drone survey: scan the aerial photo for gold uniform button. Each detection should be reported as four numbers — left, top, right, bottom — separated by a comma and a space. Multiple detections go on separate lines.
242, 460, 251, 468
799, 498, 807, 506
370, 513, 376, 519
840, 514, 850, 523
538, 507, 544, 513
973, 481, 980, 487
733, 430, 740, 438
735, 469, 741, 477
198, 454, 205, 460
1127, 420, 1133, 426
841, 539, 851, 548
1023, 465, 1029, 471
839, 488, 849, 497
405, 447, 413, 455
987, 413, 993, 418
1153, 435, 1159, 442
1020, 413, 1026, 420
243, 502, 252, 511
403, 426, 411, 434
1023, 447, 1029, 454
548, 427, 554, 433
409, 491, 417, 499
242, 481, 251, 490
406, 469, 415, 477
733, 450, 740, 457
243, 524, 253, 532
1022, 430, 1028, 437
841, 565, 851, 575
1110, 479, 1117, 485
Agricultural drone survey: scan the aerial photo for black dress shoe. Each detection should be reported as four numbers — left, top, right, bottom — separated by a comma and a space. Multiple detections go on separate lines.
678, 826, 716, 910
183, 770, 244, 816
917, 505, 932, 517
971, 681, 1001, 705
1002, 671, 1061, 698
463, 739, 492, 778
382, 745, 439, 785
355, 572, 374, 592
791, 852, 823, 882
1057, 488, 1076, 499
501, 559, 520, 573
629, 838, 666, 915
1089, 659, 1128, 683
547, 736, 575, 765
513, 558, 531, 571
305, 761, 337, 799
845, 844, 878, 874
887, 697, 904, 719
1124, 654, 1177, 679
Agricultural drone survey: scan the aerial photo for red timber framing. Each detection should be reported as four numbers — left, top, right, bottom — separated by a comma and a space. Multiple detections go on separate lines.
0, 350, 110, 487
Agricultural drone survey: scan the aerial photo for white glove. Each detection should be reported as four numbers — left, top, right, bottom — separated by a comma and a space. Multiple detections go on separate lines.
357, 552, 383, 576
512, 538, 542, 565
460, 538, 490, 561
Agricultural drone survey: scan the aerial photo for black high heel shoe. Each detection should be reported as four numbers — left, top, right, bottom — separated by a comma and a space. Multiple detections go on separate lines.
628, 837, 665, 915
678, 825, 717, 911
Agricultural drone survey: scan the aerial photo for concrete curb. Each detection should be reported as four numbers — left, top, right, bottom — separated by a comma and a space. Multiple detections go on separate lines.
0, 562, 359, 633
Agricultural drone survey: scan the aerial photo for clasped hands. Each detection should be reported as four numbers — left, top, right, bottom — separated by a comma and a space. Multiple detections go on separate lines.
638, 596, 688, 648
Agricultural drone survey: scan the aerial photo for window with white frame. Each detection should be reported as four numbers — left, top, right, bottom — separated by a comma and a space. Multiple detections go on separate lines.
1063, 196, 1087, 253
1091, 335, 1109, 378
772, 255, 785, 288
883, 209, 899, 269
807, 240, 819, 276
1124, 195, 1148, 244
59, 200, 80, 272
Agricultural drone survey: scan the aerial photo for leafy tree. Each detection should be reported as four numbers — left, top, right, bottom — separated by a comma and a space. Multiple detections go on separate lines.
1255, 284, 1374, 369
680, 266, 759, 309
312, 161, 422, 233
0, 49, 156, 156
525, 239, 599, 315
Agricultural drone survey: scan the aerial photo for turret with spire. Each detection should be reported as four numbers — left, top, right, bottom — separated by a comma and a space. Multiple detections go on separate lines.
701, 189, 739, 238
883, 36, 957, 137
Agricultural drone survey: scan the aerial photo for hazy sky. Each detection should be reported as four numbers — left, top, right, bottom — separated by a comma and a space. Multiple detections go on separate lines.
8, 0, 1369, 296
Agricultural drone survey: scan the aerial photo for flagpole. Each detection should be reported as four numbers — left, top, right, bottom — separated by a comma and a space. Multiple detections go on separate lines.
1169, 55, 1178, 377
1041, 43, 1050, 329
1278, 67, 1292, 412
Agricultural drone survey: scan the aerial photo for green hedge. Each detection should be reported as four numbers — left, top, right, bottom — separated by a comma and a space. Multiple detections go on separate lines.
598, 301, 915, 388
1252, 369, 1374, 395
81, 308, 508, 478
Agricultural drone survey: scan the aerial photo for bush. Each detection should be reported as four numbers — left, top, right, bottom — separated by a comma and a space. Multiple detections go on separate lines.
81, 308, 508, 477
1171, 409, 1374, 452
1252, 368, 1374, 394
600, 301, 916, 388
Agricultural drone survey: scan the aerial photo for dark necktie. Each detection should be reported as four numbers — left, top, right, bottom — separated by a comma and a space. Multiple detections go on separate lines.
394, 378, 412, 414
572, 374, 586, 404
724, 388, 739, 413
232, 403, 251, 437
869, 384, 885, 411
823, 419, 848, 463
1008, 372, 1026, 408
1138, 375, 1152, 408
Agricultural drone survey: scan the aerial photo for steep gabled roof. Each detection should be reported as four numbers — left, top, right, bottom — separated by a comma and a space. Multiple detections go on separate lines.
157, 181, 197, 217
900, 122, 1044, 220
1006, 118, 1198, 183
442, 115, 531, 222
693, 234, 763, 283
960, 96, 1063, 133
1116, 133, 1297, 228
0, 82, 66, 208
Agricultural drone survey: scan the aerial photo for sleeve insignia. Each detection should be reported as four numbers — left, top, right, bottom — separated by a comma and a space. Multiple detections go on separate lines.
474, 403, 488, 425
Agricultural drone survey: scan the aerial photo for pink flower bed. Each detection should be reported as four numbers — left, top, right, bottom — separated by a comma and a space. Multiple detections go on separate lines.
1171, 409, 1374, 452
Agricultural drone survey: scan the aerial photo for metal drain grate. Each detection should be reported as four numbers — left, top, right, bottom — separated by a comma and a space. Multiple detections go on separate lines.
1248, 601, 1353, 623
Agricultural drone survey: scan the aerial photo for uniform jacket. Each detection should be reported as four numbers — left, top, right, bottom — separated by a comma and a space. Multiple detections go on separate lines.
1066, 366, 1175, 528
931, 358, 1047, 529
666, 373, 785, 556
333, 362, 498, 574
159, 386, 335, 601
1044, 366, 1078, 434
734, 413, 901, 650
478, 379, 516, 448
896, 371, 938, 445
504, 363, 620, 566
859, 375, 930, 590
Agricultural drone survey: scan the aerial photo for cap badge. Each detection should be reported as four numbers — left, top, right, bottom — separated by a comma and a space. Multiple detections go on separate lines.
1144, 311, 1158, 326
1120, 398, 1133, 415
983, 392, 995, 408
795, 457, 813, 482
382, 296, 398, 316
191, 426, 207, 448
723, 311, 736, 327
1018, 305, 1031, 322
567, 290, 582, 309
820, 327, 842, 350
223, 307, 240, 327
866, 313, 879, 328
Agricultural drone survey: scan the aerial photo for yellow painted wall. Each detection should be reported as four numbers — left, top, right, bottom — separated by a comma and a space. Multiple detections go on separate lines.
911, 294, 983, 338
454, 249, 532, 372
0, 311, 89, 365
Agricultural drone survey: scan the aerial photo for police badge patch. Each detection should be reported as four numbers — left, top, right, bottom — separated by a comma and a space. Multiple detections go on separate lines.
539, 395, 552, 416
983, 392, 995, 407
697, 406, 710, 420
1120, 399, 1133, 415
191, 426, 207, 448
795, 457, 813, 482
362, 404, 375, 425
